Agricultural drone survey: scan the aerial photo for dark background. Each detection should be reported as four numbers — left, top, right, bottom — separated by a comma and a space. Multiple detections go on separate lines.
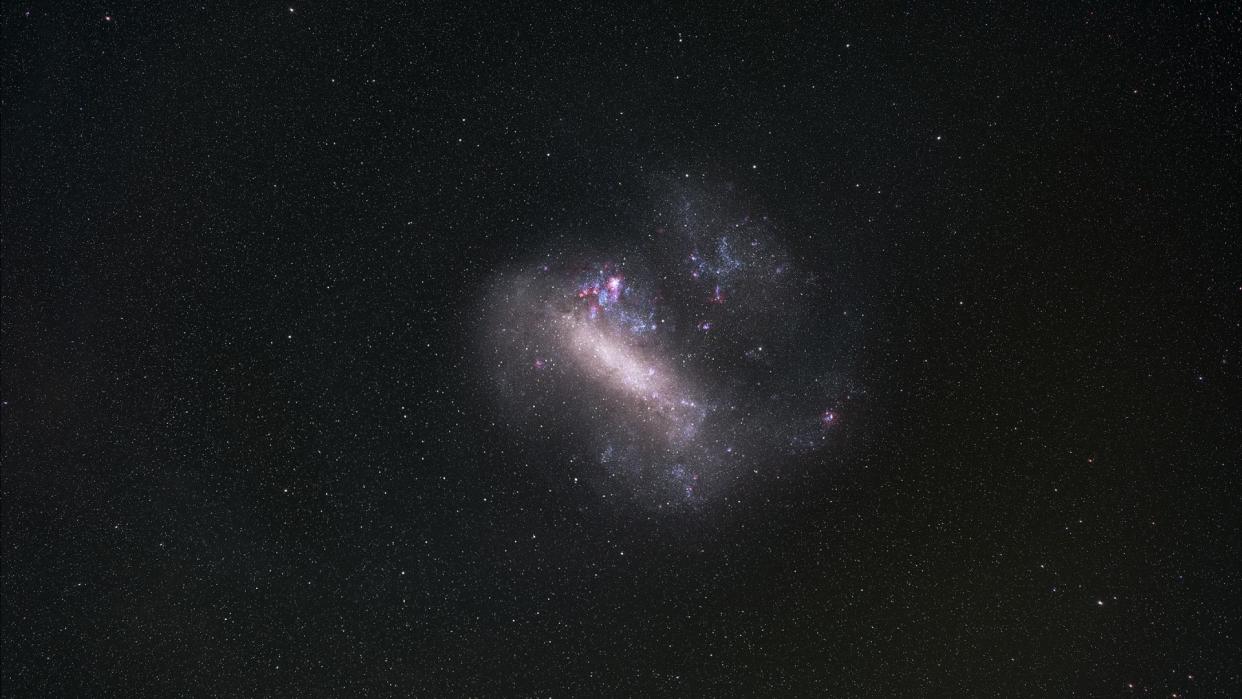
2, 3, 1238, 696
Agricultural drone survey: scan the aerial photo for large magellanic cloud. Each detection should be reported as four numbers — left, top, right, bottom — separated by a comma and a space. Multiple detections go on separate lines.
481, 180, 863, 509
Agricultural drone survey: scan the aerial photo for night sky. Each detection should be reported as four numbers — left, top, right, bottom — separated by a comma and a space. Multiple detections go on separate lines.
2, 4, 1239, 696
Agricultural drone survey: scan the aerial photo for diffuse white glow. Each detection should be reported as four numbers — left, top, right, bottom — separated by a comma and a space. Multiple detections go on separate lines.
567, 318, 659, 394
561, 314, 705, 443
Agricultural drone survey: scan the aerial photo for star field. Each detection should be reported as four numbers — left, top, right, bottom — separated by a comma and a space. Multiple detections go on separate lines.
2, 3, 1239, 696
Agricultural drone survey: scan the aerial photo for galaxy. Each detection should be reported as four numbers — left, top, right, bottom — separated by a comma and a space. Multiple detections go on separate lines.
483, 182, 861, 507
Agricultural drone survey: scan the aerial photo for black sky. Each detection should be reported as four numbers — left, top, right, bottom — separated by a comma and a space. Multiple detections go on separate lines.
2, 3, 1239, 696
